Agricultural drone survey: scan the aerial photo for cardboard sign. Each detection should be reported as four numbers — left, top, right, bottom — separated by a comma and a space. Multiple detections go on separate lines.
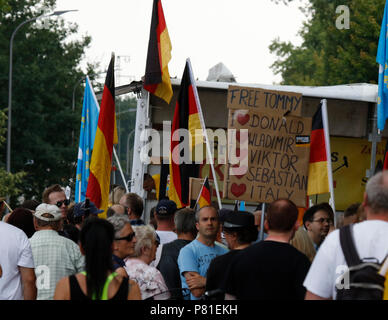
227, 85, 302, 116
223, 109, 312, 207
189, 177, 213, 202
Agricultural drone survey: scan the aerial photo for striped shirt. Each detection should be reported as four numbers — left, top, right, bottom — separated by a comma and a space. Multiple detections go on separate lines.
30, 230, 84, 300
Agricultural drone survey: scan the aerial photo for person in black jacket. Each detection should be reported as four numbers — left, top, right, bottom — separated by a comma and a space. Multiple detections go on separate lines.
156, 208, 197, 299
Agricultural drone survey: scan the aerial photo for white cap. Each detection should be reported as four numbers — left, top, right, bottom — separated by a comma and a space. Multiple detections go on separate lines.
34, 203, 62, 221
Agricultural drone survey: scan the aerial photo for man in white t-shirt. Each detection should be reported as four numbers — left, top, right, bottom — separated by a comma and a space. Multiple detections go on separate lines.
304, 171, 388, 299
155, 199, 178, 244
0, 221, 36, 300
150, 200, 178, 268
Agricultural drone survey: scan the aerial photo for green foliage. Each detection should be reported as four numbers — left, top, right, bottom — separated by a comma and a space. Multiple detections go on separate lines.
0, 109, 26, 198
115, 95, 137, 177
270, 0, 385, 85
0, 0, 97, 204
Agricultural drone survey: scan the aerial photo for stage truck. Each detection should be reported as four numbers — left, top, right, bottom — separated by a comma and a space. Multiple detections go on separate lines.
100, 77, 386, 223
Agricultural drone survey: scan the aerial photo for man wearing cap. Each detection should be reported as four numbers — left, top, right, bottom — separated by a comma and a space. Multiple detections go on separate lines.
205, 210, 258, 298
150, 199, 178, 268
29, 204, 84, 300
224, 199, 311, 300
72, 199, 104, 229
178, 206, 228, 300
155, 199, 178, 245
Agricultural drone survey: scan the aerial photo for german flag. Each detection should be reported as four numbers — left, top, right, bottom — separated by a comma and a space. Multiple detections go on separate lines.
86, 55, 118, 218
168, 60, 201, 208
198, 177, 211, 208
383, 139, 388, 170
144, 0, 173, 104
307, 103, 330, 195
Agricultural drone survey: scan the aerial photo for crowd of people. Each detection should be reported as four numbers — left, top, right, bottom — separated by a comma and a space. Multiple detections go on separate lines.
1, 170, 388, 300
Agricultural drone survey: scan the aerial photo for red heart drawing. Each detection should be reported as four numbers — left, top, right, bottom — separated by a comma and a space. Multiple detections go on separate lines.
231, 183, 246, 198
231, 164, 247, 179
237, 113, 250, 126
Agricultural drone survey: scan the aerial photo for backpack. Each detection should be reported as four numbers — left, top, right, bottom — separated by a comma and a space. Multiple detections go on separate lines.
336, 224, 386, 300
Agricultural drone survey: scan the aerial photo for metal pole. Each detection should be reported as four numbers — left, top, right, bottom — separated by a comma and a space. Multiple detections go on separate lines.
367, 103, 381, 178
260, 203, 266, 241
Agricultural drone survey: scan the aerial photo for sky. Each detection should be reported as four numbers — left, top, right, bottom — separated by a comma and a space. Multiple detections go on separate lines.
54, 0, 308, 86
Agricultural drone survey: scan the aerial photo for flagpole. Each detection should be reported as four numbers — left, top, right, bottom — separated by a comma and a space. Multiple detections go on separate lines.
113, 147, 129, 193
260, 202, 266, 241
186, 58, 223, 209
194, 177, 207, 208
321, 99, 336, 227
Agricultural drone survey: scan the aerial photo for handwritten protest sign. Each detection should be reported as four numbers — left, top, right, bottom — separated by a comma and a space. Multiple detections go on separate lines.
227, 85, 303, 116
223, 107, 312, 208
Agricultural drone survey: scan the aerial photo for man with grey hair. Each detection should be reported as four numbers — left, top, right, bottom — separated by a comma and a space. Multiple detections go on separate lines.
29, 204, 84, 300
107, 214, 137, 277
156, 208, 198, 299
304, 171, 388, 300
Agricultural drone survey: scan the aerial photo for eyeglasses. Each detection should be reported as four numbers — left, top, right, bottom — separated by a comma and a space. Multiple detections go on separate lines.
115, 232, 136, 242
56, 199, 70, 207
312, 218, 331, 224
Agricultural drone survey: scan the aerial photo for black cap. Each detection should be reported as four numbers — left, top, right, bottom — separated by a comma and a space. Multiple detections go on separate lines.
223, 210, 255, 228
156, 199, 177, 216
74, 200, 103, 218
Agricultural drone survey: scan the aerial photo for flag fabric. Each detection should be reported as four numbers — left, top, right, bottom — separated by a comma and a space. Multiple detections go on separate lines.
144, 0, 173, 104
239, 201, 245, 211
86, 55, 118, 218
168, 61, 201, 208
377, 1, 388, 131
383, 139, 388, 170
75, 76, 100, 203
198, 177, 211, 208
307, 103, 330, 195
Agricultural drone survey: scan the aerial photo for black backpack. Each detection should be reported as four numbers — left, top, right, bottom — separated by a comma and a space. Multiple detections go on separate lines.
336, 224, 386, 300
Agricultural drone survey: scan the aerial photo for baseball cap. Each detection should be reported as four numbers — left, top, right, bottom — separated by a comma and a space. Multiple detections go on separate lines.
34, 203, 62, 221
223, 210, 255, 228
74, 200, 104, 218
156, 199, 177, 216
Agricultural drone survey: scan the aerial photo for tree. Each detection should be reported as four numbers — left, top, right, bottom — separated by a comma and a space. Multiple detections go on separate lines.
115, 95, 137, 177
0, 108, 25, 199
0, 0, 96, 204
269, 0, 385, 85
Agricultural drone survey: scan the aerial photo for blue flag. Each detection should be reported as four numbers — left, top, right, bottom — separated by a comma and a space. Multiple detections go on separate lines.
377, 1, 388, 131
75, 76, 100, 203
239, 200, 245, 211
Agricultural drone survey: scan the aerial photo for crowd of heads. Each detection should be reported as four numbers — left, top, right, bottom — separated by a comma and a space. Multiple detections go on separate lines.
2, 170, 388, 300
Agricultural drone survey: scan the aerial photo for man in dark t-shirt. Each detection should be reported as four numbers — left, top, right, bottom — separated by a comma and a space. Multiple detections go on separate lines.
157, 208, 197, 299
205, 210, 258, 298
224, 199, 311, 300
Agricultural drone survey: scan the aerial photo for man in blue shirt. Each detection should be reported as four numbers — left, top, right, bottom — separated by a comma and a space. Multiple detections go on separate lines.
178, 206, 228, 300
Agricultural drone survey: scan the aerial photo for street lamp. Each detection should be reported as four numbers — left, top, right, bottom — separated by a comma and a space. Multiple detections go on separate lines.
7, 9, 78, 175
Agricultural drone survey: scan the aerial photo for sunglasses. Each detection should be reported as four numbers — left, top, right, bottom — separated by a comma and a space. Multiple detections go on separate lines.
56, 199, 70, 207
312, 218, 332, 224
115, 232, 136, 242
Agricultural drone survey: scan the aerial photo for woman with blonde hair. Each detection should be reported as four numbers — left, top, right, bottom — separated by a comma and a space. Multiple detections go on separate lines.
124, 224, 170, 299
290, 226, 316, 263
